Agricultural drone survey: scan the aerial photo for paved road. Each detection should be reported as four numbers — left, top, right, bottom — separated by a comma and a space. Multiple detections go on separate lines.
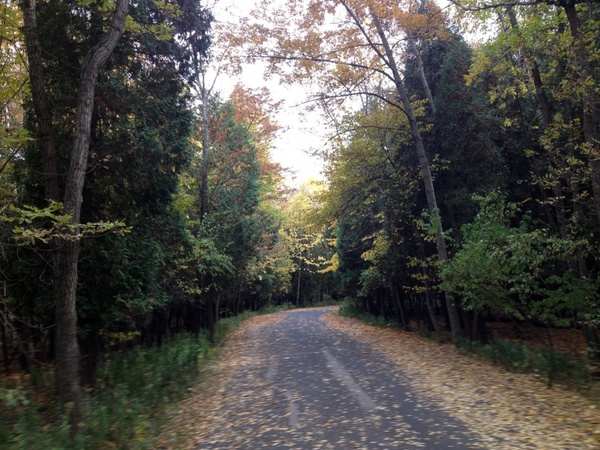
198, 309, 487, 449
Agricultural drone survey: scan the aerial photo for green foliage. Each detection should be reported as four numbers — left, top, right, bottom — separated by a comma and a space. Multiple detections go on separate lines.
456, 337, 589, 388
0, 306, 294, 449
406, 32, 505, 229
339, 297, 393, 328
0, 388, 30, 409
1, 333, 209, 449
1, 202, 128, 245
442, 192, 597, 326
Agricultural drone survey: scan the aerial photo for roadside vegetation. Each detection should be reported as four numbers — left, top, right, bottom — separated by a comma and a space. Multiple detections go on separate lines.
0, 307, 295, 449
340, 298, 595, 392
2, 0, 600, 445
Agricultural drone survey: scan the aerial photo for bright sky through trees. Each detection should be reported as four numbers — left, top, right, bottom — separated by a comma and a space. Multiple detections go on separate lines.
211, 0, 327, 188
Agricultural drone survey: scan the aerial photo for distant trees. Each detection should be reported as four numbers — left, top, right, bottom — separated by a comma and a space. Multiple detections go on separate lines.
228, 0, 600, 354
233, 0, 467, 339
3, 0, 600, 438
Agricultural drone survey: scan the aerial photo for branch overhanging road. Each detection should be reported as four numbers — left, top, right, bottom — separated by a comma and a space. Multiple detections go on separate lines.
196, 308, 486, 449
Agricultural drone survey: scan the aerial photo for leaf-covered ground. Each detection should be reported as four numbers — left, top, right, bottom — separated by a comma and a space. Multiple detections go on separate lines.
157, 310, 600, 449
157, 312, 293, 449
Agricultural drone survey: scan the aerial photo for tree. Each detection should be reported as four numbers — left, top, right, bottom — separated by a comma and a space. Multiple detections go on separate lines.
22, 0, 128, 428
451, 0, 600, 225
457, 1, 600, 352
281, 180, 333, 306
442, 192, 597, 337
174, 85, 288, 329
403, 32, 505, 229
318, 99, 446, 331
231, 0, 463, 338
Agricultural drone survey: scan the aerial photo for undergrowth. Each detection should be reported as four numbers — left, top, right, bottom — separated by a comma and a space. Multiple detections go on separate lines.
0, 307, 285, 449
456, 337, 590, 388
340, 297, 591, 389
339, 298, 395, 328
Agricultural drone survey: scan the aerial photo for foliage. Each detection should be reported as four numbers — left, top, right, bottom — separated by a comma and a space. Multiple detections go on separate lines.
0, 301, 297, 449
456, 337, 589, 388
0, 332, 209, 449
339, 297, 394, 328
177, 86, 290, 313
280, 179, 336, 305
1, 202, 128, 245
441, 192, 598, 327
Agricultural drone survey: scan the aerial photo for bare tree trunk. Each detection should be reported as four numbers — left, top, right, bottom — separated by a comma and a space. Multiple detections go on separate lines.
408, 37, 436, 116
21, 0, 60, 203
198, 68, 210, 218
415, 229, 441, 337
296, 259, 302, 306
370, 11, 462, 341
206, 293, 215, 341
1, 301, 8, 374
52, 0, 128, 431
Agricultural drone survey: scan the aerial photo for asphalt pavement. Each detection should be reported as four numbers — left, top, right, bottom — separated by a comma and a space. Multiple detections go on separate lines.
197, 308, 487, 449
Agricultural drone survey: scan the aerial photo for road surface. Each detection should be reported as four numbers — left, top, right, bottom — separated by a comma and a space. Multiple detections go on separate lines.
197, 308, 486, 449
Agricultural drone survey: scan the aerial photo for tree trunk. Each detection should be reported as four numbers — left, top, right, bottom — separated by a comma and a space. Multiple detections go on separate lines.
505, 7, 572, 238
2, 301, 8, 374
199, 70, 210, 217
408, 36, 436, 116
562, 2, 600, 226
370, 11, 462, 341
53, 0, 128, 431
206, 294, 216, 342
296, 259, 302, 306
21, 0, 60, 203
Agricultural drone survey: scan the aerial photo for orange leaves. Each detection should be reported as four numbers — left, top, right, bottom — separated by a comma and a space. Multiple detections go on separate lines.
217, 0, 453, 94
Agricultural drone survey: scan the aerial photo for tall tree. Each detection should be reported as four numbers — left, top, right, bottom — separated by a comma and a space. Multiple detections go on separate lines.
22, 0, 128, 428
231, 0, 463, 339
451, 0, 600, 225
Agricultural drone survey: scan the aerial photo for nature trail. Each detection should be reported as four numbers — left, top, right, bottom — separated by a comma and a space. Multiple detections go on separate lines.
158, 308, 600, 449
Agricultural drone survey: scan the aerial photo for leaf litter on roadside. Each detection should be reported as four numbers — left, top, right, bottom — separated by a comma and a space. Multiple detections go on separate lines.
157, 309, 600, 449
324, 313, 600, 449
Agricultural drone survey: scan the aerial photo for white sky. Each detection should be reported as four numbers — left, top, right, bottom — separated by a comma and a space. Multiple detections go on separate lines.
208, 0, 327, 188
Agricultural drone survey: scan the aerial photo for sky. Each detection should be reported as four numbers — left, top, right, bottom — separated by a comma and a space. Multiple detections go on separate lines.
208, 0, 328, 188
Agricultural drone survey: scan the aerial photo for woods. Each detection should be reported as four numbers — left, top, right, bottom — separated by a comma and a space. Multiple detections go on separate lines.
234, 0, 600, 339
1, 0, 600, 446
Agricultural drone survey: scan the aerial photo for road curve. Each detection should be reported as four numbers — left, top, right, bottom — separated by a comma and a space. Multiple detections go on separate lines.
196, 308, 486, 449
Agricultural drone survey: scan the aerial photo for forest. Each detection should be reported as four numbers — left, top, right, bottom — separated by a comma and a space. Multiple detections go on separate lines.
1, 0, 599, 446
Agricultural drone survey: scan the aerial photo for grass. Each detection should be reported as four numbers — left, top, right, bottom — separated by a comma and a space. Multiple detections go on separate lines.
339, 297, 395, 328
0, 306, 290, 449
340, 297, 591, 389
456, 337, 590, 388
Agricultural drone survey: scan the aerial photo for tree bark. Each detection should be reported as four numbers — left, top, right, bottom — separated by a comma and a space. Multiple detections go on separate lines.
53, 0, 128, 430
21, 0, 60, 203
296, 259, 302, 306
562, 2, 600, 226
408, 36, 436, 116
195, 63, 210, 218
370, 11, 462, 341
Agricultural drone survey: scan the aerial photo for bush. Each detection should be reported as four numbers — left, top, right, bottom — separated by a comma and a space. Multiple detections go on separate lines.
1, 332, 211, 449
339, 297, 391, 328
457, 337, 589, 388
